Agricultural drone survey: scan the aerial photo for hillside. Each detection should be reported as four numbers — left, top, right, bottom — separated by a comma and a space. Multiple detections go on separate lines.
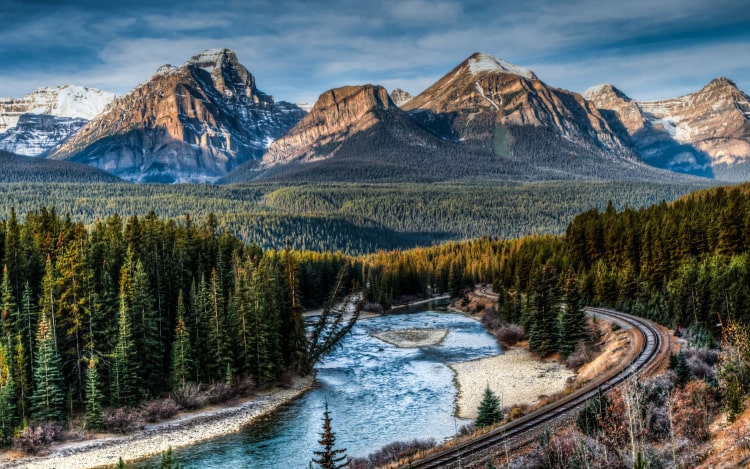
0, 150, 120, 183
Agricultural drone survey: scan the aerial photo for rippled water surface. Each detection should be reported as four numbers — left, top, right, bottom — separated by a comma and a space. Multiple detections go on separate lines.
138, 310, 501, 468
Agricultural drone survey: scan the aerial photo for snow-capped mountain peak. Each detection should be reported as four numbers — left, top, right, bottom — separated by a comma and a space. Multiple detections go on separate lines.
0, 85, 115, 133
466, 52, 537, 80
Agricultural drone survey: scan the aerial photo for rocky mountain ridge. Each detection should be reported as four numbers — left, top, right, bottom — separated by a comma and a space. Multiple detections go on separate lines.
584, 78, 750, 180
48, 49, 305, 182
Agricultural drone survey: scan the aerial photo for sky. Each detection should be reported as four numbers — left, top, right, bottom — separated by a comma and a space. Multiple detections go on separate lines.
1, 0, 749, 104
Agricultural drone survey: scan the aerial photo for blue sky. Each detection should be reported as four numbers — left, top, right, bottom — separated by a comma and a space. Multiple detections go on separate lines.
2, 0, 748, 103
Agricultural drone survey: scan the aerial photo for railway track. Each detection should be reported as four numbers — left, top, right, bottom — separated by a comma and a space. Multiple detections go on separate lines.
402, 307, 669, 469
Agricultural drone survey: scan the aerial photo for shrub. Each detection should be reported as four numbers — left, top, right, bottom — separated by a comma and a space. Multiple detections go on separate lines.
141, 399, 180, 423
495, 324, 526, 346
172, 383, 209, 410
12, 423, 63, 454
350, 438, 437, 469
102, 407, 144, 433
207, 382, 237, 404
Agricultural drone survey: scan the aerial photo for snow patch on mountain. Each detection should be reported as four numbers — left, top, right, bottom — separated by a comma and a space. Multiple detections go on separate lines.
0, 85, 114, 134
467, 52, 536, 80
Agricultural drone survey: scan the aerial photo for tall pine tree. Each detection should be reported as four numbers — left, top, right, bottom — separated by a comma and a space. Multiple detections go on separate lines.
312, 401, 349, 469
171, 291, 192, 390
30, 315, 65, 422
558, 270, 588, 358
526, 264, 560, 357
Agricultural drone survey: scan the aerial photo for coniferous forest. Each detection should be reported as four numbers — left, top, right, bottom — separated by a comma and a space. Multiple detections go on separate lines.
0, 208, 350, 442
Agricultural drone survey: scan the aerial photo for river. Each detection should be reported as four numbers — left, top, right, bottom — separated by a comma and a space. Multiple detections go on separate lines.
137, 308, 501, 468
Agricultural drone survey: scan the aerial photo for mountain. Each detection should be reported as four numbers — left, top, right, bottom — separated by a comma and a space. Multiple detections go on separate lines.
0, 150, 120, 183
584, 79, 750, 180
0, 85, 114, 156
222, 77, 689, 184
402, 52, 633, 157
220, 84, 511, 183
49, 49, 305, 183
390, 88, 413, 107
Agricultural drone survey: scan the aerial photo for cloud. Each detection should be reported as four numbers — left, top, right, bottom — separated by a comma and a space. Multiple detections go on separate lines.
0, 0, 748, 105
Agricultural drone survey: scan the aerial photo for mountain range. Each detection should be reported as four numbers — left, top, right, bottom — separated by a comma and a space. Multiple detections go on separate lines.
1, 49, 748, 184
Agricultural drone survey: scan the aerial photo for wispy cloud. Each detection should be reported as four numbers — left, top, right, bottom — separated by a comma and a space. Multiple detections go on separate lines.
1, 0, 748, 104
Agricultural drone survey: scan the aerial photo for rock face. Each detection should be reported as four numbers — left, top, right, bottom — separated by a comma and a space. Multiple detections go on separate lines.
49, 49, 305, 183
262, 85, 404, 165
584, 78, 750, 180
0, 85, 115, 156
390, 88, 413, 107
0, 114, 88, 156
402, 52, 634, 158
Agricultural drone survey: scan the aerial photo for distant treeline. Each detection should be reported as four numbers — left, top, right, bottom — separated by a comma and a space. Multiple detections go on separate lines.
0, 181, 712, 254
360, 183, 750, 334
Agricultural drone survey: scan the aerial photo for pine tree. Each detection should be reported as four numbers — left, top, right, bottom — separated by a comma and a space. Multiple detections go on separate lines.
84, 358, 103, 429
13, 334, 29, 422
110, 294, 138, 407
312, 401, 350, 469
157, 447, 184, 469
207, 268, 230, 382
526, 264, 560, 357
674, 352, 692, 387
476, 385, 503, 428
0, 342, 17, 442
171, 291, 192, 390
558, 270, 588, 358
1, 265, 16, 351
282, 248, 307, 372
30, 315, 65, 422
129, 258, 162, 395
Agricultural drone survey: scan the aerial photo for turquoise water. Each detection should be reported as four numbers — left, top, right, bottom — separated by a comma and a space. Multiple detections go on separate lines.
137, 310, 501, 468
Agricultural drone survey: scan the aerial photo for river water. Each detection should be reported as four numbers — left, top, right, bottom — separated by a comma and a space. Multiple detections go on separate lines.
139, 309, 501, 468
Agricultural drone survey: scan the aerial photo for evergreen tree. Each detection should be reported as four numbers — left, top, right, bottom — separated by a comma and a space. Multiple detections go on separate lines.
110, 294, 138, 407
84, 358, 103, 429
312, 401, 350, 469
1, 265, 16, 351
30, 315, 65, 422
129, 258, 162, 395
674, 352, 692, 387
171, 291, 192, 390
526, 264, 560, 357
157, 446, 183, 469
40, 256, 58, 351
207, 269, 230, 382
558, 270, 588, 358
0, 342, 17, 443
283, 250, 308, 373
476, 385, 503, 428
13, 335, 29, 422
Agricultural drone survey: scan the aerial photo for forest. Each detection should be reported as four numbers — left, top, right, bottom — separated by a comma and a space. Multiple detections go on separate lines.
0, 208, 351, 445
0, 180, 711, 254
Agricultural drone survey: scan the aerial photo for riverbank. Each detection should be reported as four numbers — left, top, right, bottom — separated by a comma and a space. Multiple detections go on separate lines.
0, 376, 315, 469
450, 347, 575, 419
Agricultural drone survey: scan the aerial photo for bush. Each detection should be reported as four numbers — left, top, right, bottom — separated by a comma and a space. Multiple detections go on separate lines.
495, 324, 526, 346
350, 438, 437, 469
12, 423, 63, 454
208, 382, 237, 404
141, 398, 181, 423
172, 383, 209, 410
102, 407, 144, 433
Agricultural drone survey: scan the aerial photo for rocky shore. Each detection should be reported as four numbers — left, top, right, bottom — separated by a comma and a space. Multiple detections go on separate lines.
0, 376, 314, 469
450, 348, 574, 419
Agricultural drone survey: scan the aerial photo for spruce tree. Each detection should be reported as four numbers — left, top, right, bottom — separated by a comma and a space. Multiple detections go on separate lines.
110, 295, 138, 407
171, 291, 192, 390
312, 401, 349, 469
129, 259, 162, 395
84, 358, 103, 429
207, 269, 230, 382
476, 385, 503, 428
157, 446, 184, 469
558, 270, 588, 358
0, 342, 17, 442
526, 264, 560, 357
30, 315, 65, 422
283, 249, 307, 372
